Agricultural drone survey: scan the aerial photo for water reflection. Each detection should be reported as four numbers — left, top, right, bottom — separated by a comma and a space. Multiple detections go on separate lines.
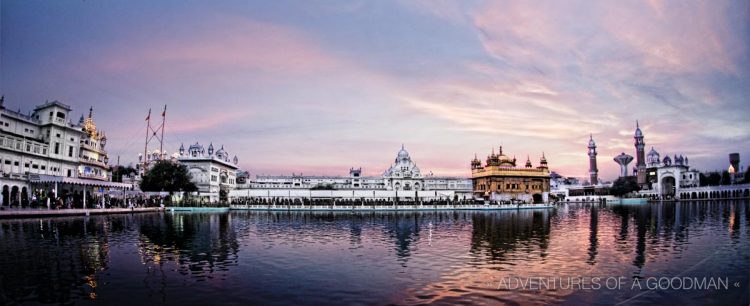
0, 217, 112, 304
0, 200, 747, 305
137, 213, 240, 277
588, 205, 598, 265
470, 210, 551, 262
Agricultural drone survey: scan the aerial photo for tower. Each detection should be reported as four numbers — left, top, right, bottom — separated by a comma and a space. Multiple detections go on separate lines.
588, 134, 598, 185
634, 121, 647, 187
613, 152, 634, 177
729, 153, 740, 172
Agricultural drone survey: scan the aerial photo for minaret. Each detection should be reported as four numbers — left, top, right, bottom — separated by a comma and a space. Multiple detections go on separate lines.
634, 121, 646, 187
588, 134, 598, 185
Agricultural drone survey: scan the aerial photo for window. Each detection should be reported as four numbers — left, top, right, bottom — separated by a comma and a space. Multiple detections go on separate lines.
24, 163, 29, 168
41, 166, 46, 170
3, 160, 9, 165
211, 175, 217, 182
56, 112, 65, 119
13, 161, 19, 166
67, 169, 72, 177
68, 146, 73, 157
32, 165, 38, 169
70, 137, 74, 142
56, 133, 61, 138
54, 143, 60, 154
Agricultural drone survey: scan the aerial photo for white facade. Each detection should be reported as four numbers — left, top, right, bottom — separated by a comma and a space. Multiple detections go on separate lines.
383, 145, 424, 190
0, 98, 117, 206
177, 142, 239, 202
642, 147, 700, 198
241, 145, 472, 196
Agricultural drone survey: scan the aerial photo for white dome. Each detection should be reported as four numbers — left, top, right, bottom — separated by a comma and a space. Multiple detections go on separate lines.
397, 145, 410, 161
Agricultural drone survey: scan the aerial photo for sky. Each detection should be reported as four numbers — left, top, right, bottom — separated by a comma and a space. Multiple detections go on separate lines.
1, 0, 749, 180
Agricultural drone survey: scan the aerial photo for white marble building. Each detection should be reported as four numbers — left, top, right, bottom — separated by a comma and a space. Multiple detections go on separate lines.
0, 98, 130, 206
177, 142, 239, 202
383, 145, 424, 191
240, 145, 472, 197
643, 147, 700, 198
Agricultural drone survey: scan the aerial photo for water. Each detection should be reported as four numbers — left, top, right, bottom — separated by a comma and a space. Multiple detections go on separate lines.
0, 201, 748, 305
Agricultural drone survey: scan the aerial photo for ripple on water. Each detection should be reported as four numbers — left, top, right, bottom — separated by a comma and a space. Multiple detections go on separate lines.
0, 201, 748, 305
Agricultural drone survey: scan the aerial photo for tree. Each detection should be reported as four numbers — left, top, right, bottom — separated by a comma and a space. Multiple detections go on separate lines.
140, 160, 197, 193
702, 172, 721, 186
610, 176, 640, 197
720, 171, 731, 185
111, 165, 137, 182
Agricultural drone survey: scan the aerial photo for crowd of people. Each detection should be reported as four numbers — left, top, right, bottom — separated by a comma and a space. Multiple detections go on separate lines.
230, 197, 481, 207
2, 189, 166, 210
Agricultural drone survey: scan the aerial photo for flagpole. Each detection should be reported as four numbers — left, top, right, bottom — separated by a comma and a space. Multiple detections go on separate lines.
160, 105, 166, 158
144, 108, 151, 173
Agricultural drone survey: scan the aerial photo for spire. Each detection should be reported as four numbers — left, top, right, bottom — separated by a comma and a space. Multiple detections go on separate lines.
89, 106, 93, 118
636, 120, 639, 128
401, 143, 404, 150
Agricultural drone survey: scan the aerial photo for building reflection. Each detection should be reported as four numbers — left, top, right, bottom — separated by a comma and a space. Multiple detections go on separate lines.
137, 212, 240, 277
469, 210, 551, 261
588, 205, 599, 265
0, 216, 114, 304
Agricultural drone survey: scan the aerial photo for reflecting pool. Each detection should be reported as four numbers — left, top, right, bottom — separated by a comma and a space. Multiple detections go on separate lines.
1, 201, 748, 305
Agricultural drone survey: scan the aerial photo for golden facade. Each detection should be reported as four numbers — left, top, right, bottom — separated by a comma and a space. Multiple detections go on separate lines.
470, 146, 550, 201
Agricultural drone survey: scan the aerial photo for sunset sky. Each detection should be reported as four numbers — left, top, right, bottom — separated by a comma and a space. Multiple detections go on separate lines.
2, 0, 748, 180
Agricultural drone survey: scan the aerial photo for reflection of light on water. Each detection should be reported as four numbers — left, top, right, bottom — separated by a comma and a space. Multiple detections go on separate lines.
428, 222, 433, 246
85, 275, 97, 300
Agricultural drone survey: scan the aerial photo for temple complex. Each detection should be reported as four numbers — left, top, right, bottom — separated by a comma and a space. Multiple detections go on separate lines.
470, 146, 550, 203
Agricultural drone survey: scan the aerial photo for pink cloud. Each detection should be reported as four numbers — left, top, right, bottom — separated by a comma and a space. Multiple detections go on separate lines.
96, 15, 347, 78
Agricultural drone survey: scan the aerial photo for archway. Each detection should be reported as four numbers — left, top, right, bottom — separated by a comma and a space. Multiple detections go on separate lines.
10, 186, 19, 206
21, 187, 28, 206
1, 185, 8, 206
691, 192, 696, 199
394, 182, 401, 191
532, 193, 543, 203
661, 176, 676, 198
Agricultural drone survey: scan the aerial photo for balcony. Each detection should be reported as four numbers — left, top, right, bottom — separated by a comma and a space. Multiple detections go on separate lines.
79, 157, 108, 168
80, 142, 106, 154
78, 172, 109, 181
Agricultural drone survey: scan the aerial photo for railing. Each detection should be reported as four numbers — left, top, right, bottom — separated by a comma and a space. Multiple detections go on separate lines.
78, 173, 108, 181
80, 142, 106, 154
229, 203, 551, 210
79, 158, 107, 168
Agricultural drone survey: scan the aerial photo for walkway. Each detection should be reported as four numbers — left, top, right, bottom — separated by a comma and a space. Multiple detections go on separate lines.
0, 207, 162, 219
